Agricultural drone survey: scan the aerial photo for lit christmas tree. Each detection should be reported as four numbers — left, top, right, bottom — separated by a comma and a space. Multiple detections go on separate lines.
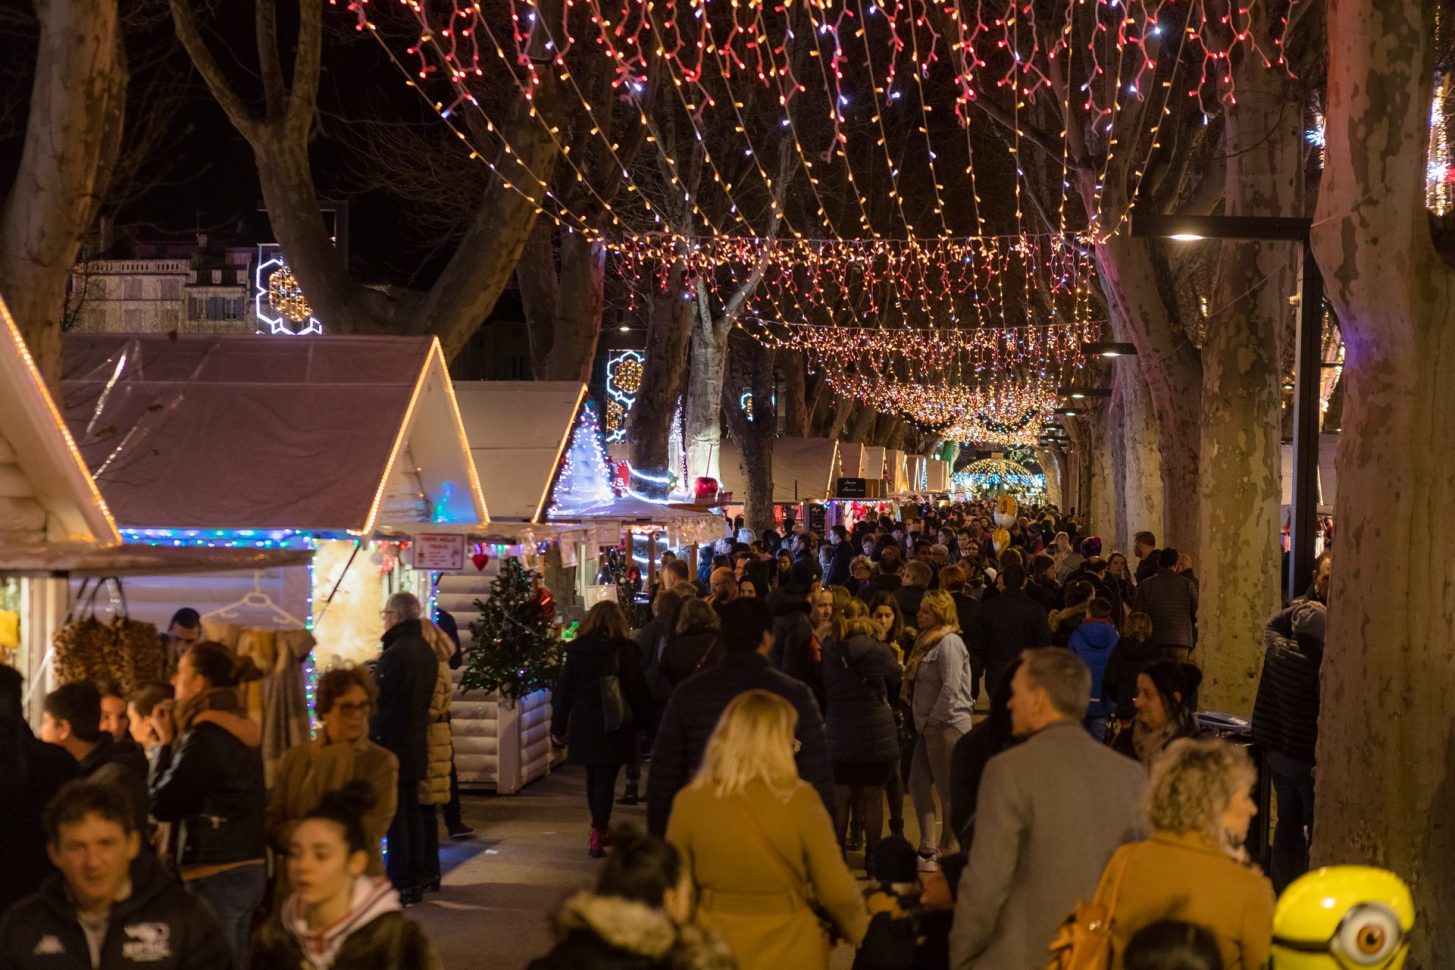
462, 558, 560, 700
549, 399, 615, 516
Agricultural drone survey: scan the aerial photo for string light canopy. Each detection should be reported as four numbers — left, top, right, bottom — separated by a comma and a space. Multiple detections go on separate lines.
342, 0, 1296, 257
336, 0, 1294, 433
952, 457, 1045, 500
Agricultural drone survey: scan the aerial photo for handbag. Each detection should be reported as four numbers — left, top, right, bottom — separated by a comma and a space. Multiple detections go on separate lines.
729, 798, 844, 945
600, 643, 635, 733
1046, 844, 1135, 970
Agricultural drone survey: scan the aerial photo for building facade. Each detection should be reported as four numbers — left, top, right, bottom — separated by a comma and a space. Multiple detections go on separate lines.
68, 237, 255, 335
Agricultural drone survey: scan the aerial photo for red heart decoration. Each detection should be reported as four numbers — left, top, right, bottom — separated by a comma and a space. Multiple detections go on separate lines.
471, 552, 491, 572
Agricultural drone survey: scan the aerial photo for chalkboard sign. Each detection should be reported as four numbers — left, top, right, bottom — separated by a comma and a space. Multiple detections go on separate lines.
836, 477, 868, 498
808, 504, 827, 534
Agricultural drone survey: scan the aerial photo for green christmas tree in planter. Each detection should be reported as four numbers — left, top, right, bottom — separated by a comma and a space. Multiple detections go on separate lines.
462, 558, 561, 701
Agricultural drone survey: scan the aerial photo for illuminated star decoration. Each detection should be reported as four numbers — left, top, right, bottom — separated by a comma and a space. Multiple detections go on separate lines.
255, 254, 322, 336
605, 350, 645, 442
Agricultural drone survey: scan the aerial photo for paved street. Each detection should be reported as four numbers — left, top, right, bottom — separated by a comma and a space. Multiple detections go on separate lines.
415, 765, 883, 968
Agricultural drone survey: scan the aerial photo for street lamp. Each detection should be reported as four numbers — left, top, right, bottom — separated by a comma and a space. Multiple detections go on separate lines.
1081, 341, 1138, 358
1060, 387, 1113, 399
1131, 211, 1322, 602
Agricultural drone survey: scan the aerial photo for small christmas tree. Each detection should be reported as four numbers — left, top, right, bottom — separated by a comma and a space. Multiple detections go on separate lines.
549, 399, 615, 517
462, 558, 561, 700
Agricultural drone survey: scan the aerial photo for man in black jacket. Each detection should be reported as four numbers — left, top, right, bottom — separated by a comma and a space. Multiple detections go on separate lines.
964, 562, 1052, 698
1132, 531, 1160, 584
0, 665, 79, 917
646, 598, 833, 835
39, 682, 150, 839
370, 592, 440, 905
0, 777, 232, 969
1252, 560, 1329, 894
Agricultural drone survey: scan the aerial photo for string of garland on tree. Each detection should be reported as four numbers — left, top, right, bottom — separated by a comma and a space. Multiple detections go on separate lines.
462, 558, 561, 700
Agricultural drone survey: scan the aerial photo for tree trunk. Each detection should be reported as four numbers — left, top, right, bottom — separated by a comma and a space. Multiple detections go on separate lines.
628, 267, 693, 474
1196, 41, 1298, 713
0, 0, 126, 386
1092, 234, 1203, 557
824, 396, 855, 441
781, 351, 809, 437
1106, 380, 1131, 549
722, 333, 775, 534
541, 232, 604, 382
517, 220, 558, 379
1038, 447, 1065, 509
685, 301, 730, 485
1088, 409, 1118, 546
170, 0, 561, 357
1310, 1, 1455, 962
1116, 359, 1164, 555
847, 405, 877, 443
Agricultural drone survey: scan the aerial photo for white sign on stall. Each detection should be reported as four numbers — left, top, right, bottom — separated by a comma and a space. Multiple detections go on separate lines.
409, 534, 466, 572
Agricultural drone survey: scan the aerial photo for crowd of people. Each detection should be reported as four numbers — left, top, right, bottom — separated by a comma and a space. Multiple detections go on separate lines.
0, 499, 1334, 970
540, 501, 1332, 970
0, 592, 467, 969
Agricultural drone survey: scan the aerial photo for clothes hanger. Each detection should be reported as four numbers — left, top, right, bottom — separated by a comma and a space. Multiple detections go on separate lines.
202, 570, 304, 628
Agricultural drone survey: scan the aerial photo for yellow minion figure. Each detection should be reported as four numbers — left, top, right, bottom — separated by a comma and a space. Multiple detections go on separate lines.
1272, 866, 1414, 969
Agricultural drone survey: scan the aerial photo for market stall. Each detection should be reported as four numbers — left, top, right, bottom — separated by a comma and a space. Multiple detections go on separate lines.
0, 299, 121, 712
61, 333, 487, 669
451, 380, 620, 792
1, 302, 307, 731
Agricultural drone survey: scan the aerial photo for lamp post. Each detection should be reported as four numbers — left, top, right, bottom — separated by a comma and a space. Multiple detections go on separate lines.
1130, 212, 1322, 602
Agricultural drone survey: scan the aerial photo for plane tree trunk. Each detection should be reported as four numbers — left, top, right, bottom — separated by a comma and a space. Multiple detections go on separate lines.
1310, 1, 1455, 962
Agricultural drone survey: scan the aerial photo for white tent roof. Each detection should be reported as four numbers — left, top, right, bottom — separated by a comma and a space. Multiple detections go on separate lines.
926, 459, 950, 493
838, 443, 866, 479
719, 437, 842, 504
455, 381, 586, 523
861, 445, 887, 481
0, 300, 117, 545
62, 334, 485, 534
887, 450, 910, 495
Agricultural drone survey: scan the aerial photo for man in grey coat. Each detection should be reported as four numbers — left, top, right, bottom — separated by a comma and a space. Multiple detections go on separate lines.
950, 648, 1146, 970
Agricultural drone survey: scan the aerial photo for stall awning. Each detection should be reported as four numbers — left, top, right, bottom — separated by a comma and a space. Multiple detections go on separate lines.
0, 543, 313, 578
719, 437, 842, 504
0, 299, 118, 546
455, 381, 586, 523
61, 334, 486, 534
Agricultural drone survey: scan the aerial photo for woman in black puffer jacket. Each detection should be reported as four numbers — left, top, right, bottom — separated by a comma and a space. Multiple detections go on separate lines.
821, 598, 902, 869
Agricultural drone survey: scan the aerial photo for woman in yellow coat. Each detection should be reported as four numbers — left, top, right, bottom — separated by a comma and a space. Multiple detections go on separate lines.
667, 689, 868, 970
1100, 738, 1275, 970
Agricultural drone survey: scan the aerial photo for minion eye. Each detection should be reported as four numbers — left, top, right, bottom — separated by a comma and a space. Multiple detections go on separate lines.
1334, 903, 1402, 965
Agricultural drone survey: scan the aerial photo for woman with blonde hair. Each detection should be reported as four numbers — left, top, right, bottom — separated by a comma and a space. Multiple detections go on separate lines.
667, 690, 868, 970
551, 600, 654, 857
904, 590, 974, 869
1095, 738, 1273, 969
